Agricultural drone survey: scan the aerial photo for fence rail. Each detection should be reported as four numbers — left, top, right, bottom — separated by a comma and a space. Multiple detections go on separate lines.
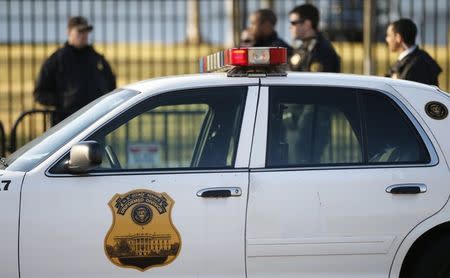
9, 109, 54, 153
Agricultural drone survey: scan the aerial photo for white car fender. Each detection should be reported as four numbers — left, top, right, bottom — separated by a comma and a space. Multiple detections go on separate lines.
390, 194, 450, 277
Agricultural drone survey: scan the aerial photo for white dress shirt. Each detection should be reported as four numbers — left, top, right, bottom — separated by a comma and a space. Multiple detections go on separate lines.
398, 45, 417, 61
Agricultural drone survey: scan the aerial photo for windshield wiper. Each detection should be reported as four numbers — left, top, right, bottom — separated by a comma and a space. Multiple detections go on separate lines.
0, 157, 8, 169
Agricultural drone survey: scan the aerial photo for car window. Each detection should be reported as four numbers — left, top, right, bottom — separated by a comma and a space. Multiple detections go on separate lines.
267, 86, 430, 168
365, 92, 430, 164
51, 87, 247, 173
267, 86, 363, 167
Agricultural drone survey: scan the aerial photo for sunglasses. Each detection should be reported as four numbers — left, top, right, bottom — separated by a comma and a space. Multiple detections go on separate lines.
290, 19, 306, 26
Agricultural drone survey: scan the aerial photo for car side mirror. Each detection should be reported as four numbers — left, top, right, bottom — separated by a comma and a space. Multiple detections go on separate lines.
68, 141, 103, 174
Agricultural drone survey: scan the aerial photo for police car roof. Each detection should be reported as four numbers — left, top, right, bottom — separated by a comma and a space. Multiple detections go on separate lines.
123, 72, 444, 98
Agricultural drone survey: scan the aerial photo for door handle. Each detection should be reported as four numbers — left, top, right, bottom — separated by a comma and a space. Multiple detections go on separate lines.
386, 183, 427, 194
197, 187, 242, 198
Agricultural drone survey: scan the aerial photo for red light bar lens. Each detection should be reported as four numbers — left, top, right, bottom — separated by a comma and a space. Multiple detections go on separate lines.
229, 49, 248, 66
269, 48, 287, 64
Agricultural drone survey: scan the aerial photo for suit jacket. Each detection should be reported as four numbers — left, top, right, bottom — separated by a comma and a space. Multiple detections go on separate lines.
386, 47, 442, 86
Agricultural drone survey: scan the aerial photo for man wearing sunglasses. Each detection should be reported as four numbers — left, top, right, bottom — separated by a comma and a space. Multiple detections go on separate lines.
288, 4, 340, 73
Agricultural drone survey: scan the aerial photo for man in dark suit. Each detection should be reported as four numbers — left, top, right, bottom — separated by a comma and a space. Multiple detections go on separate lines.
385, 18, 442, 86
248, 9, 292, 56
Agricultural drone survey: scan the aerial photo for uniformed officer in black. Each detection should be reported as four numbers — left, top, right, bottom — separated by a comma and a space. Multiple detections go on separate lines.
34, 16, 116, 124
385, 18, 442, 86
248, 9, 292, 56
288, 4, 340, 72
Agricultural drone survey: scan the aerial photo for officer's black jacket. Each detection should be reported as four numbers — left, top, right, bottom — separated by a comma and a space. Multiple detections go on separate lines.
386, 47, 442, 86
34, 42, 116, 123
253, 32, 293, 57
289, 33, 340, 73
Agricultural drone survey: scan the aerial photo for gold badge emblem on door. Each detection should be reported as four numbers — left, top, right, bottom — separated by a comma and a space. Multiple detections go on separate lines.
104, 189, 181, 271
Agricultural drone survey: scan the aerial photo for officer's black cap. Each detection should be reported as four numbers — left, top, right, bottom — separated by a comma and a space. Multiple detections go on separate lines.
68, 16, 93, 32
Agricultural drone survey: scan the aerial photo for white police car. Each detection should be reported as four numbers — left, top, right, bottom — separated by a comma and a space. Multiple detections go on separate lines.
1, 47, 449, 278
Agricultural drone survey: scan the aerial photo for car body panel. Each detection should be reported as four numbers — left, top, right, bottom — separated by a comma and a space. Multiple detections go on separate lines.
20, 171, 249, 278
0, 169, 24, 278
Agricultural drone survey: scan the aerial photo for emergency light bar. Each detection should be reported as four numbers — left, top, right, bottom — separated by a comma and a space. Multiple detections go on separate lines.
199, 47, 287, 77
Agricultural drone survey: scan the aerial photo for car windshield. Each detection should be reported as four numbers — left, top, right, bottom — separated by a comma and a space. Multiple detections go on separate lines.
5, 89, 139, 172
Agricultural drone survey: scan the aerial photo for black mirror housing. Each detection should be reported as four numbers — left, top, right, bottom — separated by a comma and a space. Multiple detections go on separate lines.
68, 141, 103, 174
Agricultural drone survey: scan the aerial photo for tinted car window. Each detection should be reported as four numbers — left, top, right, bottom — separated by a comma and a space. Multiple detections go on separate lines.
267, 86, 363, 167
267, 86, 430, 168
365, 92, 430, 164
51, 87, 247, 173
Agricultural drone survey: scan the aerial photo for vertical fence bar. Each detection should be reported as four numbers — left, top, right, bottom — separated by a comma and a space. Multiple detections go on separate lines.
31, 0, 36, 114
101, 0, 107, 56
124, 0, 130, 160
173, 0, 179, 75
162, 0, 167, 76
232, 0, 241, 47
19, 0, 26, 147
113, 0, 118, 82
447, 0, 450, 90
147, 1, 153, 77
152, 1, 158, 77
137, 0, 143, 141
43, 0, 49, 93
110, 0, 118, 149
181, 1, 188, 74
138, 0, 143, 80
383, 0, 392, 77
194, 0, 201, 71
363, 0, 376, 75
349, 0, 356, 73
125, 1, 130, 83
241, 0, 247, 38
326, 0, 332, 56
421, 0, 425, 47
206, 1, 212, 56
432, 0, 437, 72
155, 1, 161, 77
7, 0, 12, 129
188, 0, 194, 74
340, 0, 346, 73
55, 0, 59, 44
90, 0, 95, 43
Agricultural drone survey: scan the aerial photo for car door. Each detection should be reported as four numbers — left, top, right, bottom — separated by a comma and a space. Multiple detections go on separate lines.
19, 86, 258, 278
0, 169, 24, 278
246, 85, 450, 278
